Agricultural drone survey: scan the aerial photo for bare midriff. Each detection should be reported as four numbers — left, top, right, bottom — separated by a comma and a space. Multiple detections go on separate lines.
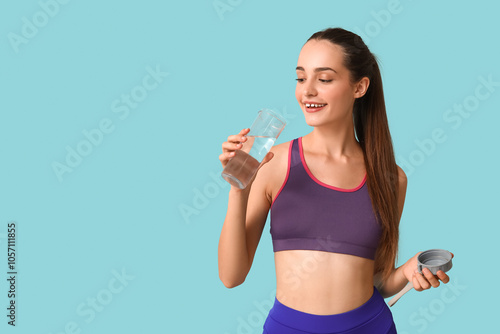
274, 250, 376, 315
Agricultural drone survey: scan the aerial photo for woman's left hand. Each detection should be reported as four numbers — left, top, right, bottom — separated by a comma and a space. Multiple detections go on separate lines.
401, 251, 454, 291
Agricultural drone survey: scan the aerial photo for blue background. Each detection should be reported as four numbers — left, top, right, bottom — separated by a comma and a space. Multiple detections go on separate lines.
1, 0, 498, 333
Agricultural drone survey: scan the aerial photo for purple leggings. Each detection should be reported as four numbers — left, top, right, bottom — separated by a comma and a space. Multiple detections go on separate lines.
263, 286, 397, 334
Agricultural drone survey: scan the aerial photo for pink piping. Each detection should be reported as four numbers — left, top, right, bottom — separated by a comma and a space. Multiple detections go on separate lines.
271, 140, 293, 208
298, 137, 366, 192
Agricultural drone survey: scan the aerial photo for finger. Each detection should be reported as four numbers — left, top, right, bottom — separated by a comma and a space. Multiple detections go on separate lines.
219, 151, 235, 163
227, 129, 250, 143
222, 141, 243, 152
415, 271, 431, 290
412, 274, 423, 291
436, 270, 450, 284
226, 135, 243, 144
422, 268, 440, 288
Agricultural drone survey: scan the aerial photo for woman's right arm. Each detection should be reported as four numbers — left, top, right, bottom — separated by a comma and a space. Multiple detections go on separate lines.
218, 128, 274, 288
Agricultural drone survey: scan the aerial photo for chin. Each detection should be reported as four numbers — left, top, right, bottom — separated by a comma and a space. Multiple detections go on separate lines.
304, 108, 352, 127
303, 112, 329, 127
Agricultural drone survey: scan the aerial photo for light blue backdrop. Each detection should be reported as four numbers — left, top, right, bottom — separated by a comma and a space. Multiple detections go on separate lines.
1, 0, 498, 333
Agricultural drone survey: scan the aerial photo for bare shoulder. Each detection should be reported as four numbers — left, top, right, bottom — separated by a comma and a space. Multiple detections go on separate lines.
270, 140, 292, 160
396, 165, 407, 187
395, 165, 408, 220
266, 140, 292, 172
253, 140, 293, 204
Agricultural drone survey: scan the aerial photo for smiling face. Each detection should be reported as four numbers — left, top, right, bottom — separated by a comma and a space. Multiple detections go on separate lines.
295, 39, 368, 128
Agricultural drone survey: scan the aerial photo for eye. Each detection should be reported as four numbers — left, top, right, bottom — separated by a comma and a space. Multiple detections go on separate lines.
319, 79, 333, 83
295, 78, 305, 83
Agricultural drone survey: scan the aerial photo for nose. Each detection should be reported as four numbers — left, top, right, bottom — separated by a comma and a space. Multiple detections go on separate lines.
303, 80, 317, 97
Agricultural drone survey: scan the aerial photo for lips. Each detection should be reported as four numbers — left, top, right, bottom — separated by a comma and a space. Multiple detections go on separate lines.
303, 102, 327, 113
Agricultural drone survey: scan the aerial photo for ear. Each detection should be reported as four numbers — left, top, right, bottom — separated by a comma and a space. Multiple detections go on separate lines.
353, 77, 370, 99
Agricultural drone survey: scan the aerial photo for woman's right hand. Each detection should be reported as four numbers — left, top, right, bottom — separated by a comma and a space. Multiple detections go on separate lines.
219, 128, 251, 169
219, 128, 274, 185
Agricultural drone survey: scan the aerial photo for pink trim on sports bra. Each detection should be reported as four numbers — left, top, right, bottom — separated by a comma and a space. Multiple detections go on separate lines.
298, 136, 367, 192
271, 140, 293, 208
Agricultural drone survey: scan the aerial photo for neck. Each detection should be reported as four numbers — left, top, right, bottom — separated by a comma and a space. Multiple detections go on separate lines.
306, 117, 361, 160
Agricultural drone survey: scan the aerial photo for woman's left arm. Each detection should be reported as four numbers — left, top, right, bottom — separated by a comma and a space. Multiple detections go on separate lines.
374, 166, 453, 298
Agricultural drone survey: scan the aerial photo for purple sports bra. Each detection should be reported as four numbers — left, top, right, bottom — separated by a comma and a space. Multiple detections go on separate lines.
270, 137, 382, 260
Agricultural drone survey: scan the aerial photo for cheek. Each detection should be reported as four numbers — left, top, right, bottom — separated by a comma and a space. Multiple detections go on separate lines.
322, 85, 352, 103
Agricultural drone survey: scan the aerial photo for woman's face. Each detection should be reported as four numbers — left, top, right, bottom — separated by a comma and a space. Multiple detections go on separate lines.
295, 39, 362, 128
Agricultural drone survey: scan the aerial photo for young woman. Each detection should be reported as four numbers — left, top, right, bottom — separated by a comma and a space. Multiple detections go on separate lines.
218, 27, 452, 334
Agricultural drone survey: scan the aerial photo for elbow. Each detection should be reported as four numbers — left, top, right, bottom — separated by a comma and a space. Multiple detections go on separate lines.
374, 274, 388, 297
219, 270, 246, 288
220, 276, 245, 289
378, 288, 390, 299
218, 258, 250, 288
375, 282, 390, 298
375, 286, 388, 299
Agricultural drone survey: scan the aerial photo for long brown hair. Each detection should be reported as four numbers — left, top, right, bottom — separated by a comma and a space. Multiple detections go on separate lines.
307, 28, 400, 282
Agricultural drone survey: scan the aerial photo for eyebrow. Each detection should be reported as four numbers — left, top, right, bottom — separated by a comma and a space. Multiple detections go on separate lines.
296, 66, 337, 73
